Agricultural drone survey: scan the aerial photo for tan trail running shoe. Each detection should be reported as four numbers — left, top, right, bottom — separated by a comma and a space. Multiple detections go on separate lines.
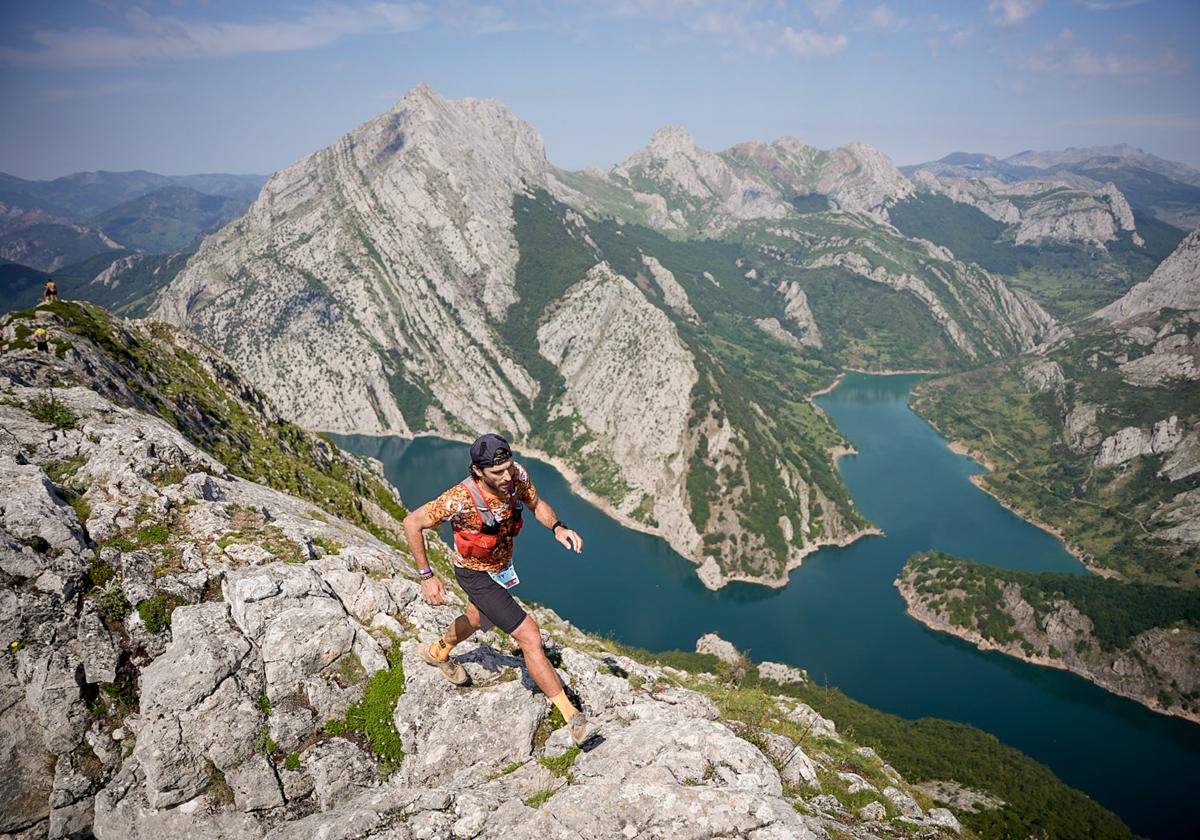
418, 642, 470, 687
569, 712, 590, 746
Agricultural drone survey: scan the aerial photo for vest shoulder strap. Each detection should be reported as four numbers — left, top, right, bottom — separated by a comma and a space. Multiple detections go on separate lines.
460, 479, 496, 528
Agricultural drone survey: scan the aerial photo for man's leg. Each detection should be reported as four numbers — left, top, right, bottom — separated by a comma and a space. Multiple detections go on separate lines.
511, 615, 589, 744
429, 603, 482, 662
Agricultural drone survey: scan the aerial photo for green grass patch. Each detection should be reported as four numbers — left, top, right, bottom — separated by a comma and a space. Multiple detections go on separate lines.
44, 455, 86, 484
312, 535, 343, 555
524, 788, 555, 808
136, 522, 169, 546
539, 745, 581, 778
331, 645, 407, 774
27, 391, 78, 429
136, 594, 187, 634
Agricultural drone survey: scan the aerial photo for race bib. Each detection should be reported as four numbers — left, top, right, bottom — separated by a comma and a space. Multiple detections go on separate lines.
488, 563, 520, 589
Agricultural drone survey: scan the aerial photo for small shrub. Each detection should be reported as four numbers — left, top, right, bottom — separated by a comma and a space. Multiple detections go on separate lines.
284, 752, 301, 771
137, 594, 186, 634
97, 587, 132, 625
27, 392, 78, 430
256, 695, 273, 717
87, 558, 114, 588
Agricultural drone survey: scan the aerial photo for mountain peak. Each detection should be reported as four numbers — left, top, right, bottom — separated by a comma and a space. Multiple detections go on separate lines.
646, 126, 698, 156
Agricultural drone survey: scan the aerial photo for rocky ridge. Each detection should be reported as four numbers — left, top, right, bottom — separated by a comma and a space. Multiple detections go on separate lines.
910, 171, 1142, 247
0, 305, 970, 839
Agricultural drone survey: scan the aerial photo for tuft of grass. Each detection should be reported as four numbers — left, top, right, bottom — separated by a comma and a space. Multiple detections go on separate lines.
539, 745, 581, 778
136, 522, 169, 546
45, 456, 86, 484
67, 493, 91, 527
255, 695, 273, 718
335, 653, 366, 687
312, 535, 343, 555
100, 534, 138, 552
524, 788, 555, 808
488, 760, 524, 780
532, 704, 567, 752
150, 465, 188, 486
284, 752, 301, 771
27, 392, 78, 430
136, 594, 186, 634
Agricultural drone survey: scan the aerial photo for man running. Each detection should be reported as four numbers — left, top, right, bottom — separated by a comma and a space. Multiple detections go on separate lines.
403, 433, 590, 745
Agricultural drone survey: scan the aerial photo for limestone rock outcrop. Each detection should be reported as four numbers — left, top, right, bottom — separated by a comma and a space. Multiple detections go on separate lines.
0, 303, 962, 839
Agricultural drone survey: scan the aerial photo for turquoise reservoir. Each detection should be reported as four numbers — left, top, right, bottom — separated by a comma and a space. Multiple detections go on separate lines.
337, 373, 1200, 839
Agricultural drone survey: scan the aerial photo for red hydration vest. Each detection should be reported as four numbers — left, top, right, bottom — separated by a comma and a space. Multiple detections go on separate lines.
453, 477, 524, 560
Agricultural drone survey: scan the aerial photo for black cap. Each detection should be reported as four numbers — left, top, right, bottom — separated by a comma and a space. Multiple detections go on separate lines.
470, 433, 512, 468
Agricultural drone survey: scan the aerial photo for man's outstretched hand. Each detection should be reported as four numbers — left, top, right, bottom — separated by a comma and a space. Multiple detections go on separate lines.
420, 575, 448, 605
556, 527, 584, 554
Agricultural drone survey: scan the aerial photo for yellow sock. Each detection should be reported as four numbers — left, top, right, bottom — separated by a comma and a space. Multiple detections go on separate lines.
431, 635, 455, 662
549, 689, 578, 722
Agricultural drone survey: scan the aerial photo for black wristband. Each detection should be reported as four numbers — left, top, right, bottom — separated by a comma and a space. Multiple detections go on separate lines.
551, 520, 567, 533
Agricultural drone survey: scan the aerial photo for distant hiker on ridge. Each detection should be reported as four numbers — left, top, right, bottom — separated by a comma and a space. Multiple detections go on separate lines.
403, 433, 591, 745
42, 279, 59, 304
33, 326, 49, 352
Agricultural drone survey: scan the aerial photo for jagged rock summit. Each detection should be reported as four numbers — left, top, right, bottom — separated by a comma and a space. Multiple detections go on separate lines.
155, 83, 550, 437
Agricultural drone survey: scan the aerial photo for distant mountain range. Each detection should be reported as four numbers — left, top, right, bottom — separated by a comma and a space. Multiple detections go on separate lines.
0, 169, 267, 271
903, 145, 1200, 231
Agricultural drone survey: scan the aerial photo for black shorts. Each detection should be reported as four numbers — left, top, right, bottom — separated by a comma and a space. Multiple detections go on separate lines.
453, 564, 527, 634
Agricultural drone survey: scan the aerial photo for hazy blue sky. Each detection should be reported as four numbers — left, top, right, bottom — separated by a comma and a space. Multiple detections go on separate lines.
1, 0, 1197, 179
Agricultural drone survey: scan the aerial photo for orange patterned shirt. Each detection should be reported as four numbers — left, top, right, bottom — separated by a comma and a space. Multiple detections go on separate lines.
422, 462, 539, 572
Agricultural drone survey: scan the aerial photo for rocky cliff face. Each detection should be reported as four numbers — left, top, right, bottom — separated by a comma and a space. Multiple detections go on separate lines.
896, 556, 1200, 724
0, 304, 968, 839
1097, 228, 1200, 323
911, 171, 1142, 247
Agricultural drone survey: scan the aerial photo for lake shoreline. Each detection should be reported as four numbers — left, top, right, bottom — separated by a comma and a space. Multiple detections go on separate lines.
896, 579, 1200, 726
913, 407, 1119, 581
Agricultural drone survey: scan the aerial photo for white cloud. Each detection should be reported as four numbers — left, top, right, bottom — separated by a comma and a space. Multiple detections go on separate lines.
805, 0, 843, 25
865, 4, 897, 30
1026, 27, 1186, 77
988, 0, 1046, 27
950, 27, 974, 48
781, 27, 848, 58
1077, 0, 1151, 9
0, 3, 429, 67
